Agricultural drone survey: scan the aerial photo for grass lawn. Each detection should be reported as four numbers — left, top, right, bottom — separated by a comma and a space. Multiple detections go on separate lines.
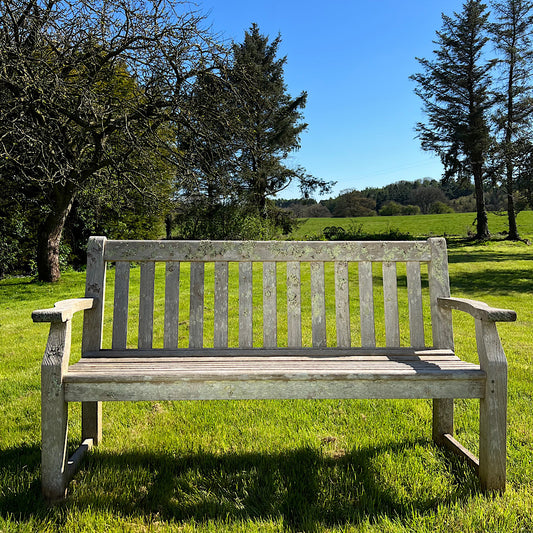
1, 223, 532, 532
291, 211, 533, 241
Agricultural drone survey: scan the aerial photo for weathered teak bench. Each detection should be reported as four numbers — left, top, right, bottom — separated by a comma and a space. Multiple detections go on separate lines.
33, 236, 516, 501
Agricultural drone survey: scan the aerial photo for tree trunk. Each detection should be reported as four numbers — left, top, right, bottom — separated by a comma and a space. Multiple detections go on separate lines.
473, 164, 490, 240
37, 184, 77, 282
506, 164, 520, 240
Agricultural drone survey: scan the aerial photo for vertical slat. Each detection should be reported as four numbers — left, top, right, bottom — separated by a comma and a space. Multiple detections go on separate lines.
189, 262, 205, 348
81, 237, 106, 446
310, 262, 327, 348
406, 261, 425, 347
112, 261, 130, 349
383, 261, 400, 347
428, 237, 453, 349
214, 262, 229, 348
239, 262, 253, 348
358, 261, 375, 347
82, 236, 106, 354
287, 261, 302, 348
138, 261, 155, 349
335, 261, 351, 347
164, 261, 180, 349
263, 262, 277, 348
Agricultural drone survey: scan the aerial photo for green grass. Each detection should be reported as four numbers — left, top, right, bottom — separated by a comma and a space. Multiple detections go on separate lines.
1, 223, 533, 532
291, 210, 533, 240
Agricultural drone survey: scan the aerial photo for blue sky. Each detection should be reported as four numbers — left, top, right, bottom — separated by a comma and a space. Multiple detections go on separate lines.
200, 0, 466, 198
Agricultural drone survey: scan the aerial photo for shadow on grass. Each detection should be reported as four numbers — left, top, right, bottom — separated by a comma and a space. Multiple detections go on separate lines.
449, 266, 533, 296
0, 440, 479, 532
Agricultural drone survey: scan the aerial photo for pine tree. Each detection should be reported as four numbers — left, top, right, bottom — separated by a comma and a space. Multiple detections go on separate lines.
490, 0, 533, 240
229, 24, 332, 210
411, 1, 495, 239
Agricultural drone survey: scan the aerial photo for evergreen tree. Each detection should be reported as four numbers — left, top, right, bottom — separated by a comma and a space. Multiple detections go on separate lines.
229, 24, 332, 210
490, 0, 533, 240
411, 1, 495, 239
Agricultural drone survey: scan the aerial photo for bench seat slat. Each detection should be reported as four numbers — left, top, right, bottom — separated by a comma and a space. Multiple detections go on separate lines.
64, 364, 485, 403
65, 353, 481, 381
83, 347, 457, 358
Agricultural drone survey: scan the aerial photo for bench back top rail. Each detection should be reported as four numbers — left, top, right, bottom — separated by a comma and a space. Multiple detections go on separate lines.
82, 237, 453, 355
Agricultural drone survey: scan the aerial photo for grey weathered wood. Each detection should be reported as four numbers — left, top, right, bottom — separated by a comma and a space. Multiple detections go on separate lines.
476, 318, 507, 492
335, 262, 351, 348
239, 262, 253, 348
64, 374, 485, 403
406, 261, 425, 348
438, 297, 517, 322
41, 320, 71, 501
287, 261, 302, 348
82, 236, 107, 354
35, 236, 514, 499
138, 262, 155, 350
383, 261, 400, 347
84, 346, 457, 358
80, 237, 106, 454
112, 262, 130, 350
428, 237, 453, 350
66, 439, 94, 482
189, 262, 205, 348
164, 262, 180, 349
214, 262, 229, 348
104, 239, 433, 263
432, 398, 454, 444
262, 262, 277, 348
32, 298, 95, 323
358, 261, 375, 348
81, 402, 102, 445
441, 433, 480, 472
310, 262, 327, 348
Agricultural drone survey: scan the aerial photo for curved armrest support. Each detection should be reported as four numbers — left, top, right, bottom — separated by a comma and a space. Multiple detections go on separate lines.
438, 297, 516, 323
32, 298, 95, 323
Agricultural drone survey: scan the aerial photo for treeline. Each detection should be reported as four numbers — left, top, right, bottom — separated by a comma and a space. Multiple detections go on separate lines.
277, 178, 524, 218
0, 2, 331, 281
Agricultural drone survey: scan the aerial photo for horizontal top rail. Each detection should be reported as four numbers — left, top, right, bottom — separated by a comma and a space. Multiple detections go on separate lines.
102, 238, 436, 263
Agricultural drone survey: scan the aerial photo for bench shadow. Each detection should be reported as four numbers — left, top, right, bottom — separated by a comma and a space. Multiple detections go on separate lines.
0, 440, 480, 531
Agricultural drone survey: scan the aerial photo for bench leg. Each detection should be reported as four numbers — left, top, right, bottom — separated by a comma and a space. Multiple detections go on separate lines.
82, 401, 102, 445
477, 319, 507, 492
432, 398, 454, 445
41, 381, 69, 502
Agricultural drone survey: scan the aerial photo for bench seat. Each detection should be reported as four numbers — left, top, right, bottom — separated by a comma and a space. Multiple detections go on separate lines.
64, 349, 484, 402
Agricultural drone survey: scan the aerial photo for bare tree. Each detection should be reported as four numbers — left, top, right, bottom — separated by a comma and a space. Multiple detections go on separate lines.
0, 0, 222, 281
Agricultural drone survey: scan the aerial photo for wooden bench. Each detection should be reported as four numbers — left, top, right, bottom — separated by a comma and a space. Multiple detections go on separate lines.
33, 236, 516, 501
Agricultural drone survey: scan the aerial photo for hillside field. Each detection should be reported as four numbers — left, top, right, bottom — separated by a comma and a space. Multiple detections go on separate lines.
291, 211, 533, 241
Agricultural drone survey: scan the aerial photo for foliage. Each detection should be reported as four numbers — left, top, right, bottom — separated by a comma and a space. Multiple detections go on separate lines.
489, 0, 533, 240
0, 0, 220, 281
228, 24, 333, 207
411, 0, 495, 239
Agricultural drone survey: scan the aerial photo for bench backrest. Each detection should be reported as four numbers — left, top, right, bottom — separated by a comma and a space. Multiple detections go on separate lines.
81, 237, 453, 355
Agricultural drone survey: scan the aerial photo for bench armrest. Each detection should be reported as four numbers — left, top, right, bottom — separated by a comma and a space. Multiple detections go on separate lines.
32, 298, 95, 323
438, 297, 516, 322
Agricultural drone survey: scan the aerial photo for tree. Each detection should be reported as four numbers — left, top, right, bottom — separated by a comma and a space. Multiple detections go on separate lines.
411, 1, 495, 239
0, 0, 220, 281
228, 24, 332, 209
490, 0, 533, 240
